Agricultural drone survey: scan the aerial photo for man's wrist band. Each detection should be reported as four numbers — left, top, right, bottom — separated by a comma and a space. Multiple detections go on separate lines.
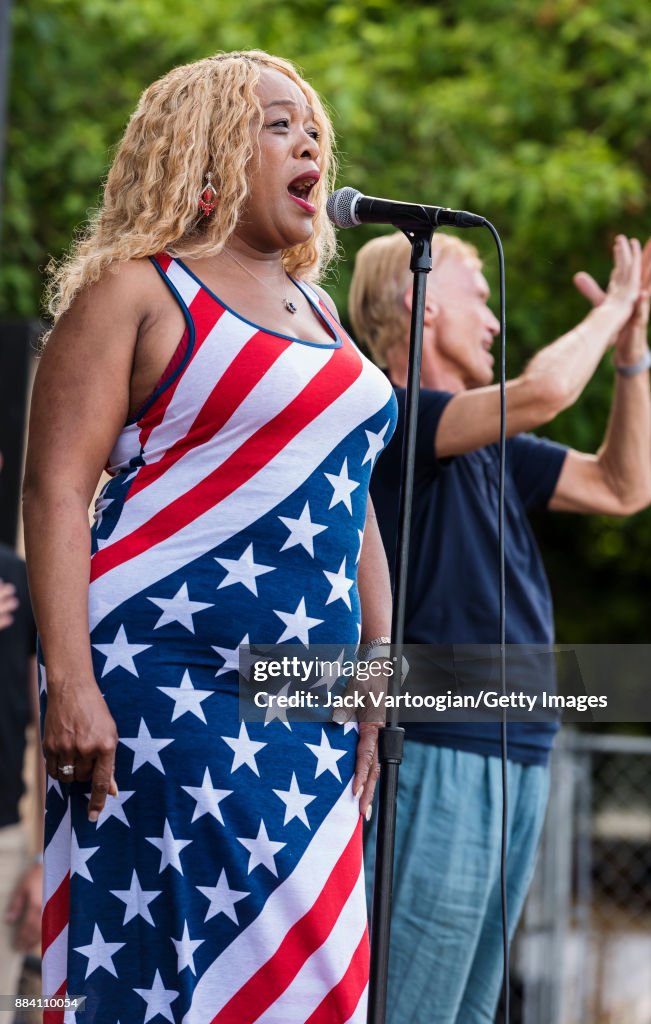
614, 348, 651, 377
359, 635, 392, 660
33, 852, 44, 865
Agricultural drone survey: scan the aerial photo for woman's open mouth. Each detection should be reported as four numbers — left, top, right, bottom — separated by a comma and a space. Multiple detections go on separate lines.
287, 173, 319, 214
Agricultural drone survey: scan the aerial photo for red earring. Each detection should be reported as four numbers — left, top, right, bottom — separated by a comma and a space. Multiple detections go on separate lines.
198, 172, 217, 217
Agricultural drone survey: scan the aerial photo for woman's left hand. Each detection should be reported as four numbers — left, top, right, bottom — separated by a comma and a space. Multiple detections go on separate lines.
332, 661, 387, 819
354, 723, 381, 820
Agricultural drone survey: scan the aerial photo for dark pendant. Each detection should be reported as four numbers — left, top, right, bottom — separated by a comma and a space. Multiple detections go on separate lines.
283, 299, 298, 314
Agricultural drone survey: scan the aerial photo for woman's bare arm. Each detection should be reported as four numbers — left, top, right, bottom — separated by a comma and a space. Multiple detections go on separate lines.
23, 261, 153, 818
353, 497, 393, 819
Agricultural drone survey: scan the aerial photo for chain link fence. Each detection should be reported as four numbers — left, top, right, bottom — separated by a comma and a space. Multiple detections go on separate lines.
510, 730, 651, 1024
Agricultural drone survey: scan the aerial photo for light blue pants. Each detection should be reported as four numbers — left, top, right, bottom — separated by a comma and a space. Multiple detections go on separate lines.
364, 741, 549, 1024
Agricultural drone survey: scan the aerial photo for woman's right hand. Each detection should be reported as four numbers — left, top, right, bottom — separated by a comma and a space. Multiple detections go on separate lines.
42, 682, 119, 821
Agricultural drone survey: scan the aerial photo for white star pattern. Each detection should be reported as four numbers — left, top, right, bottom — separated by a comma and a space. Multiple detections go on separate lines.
305, 729, 348, 781
309, 649, 346, 692
70, 831, 100, 881
362, 420, 390, 467
237, 819, 286, 876
148, 582, 213, 633
264, 682, 292, 730
182, 768, 232, 824
93, 624, 151, 678
274, 597, 324, 645
110, 870, 161, 926
47, 776, 63, 799
86, 789, 135, 829
323, 556, 354, 610
146, 819, 192, 875
197, 868, 249, 924
278, 501, 328, 557
273, 773, 317, 828
120, 719, 173, 774
212, 633, 249, 678
134, 969, 179, 1024
74, 924, 124, 979
222, 722, 267, 776
171, 921, 204, 975
324, 457, 360, 513
215, 543, 275, 596
157, 670, 214, 724
356, 527, 364, 565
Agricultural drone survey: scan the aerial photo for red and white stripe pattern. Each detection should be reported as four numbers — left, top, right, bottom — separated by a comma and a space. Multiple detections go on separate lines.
184, 785, 368, 1024
41, 804, 71, 1023
88, 257, 389, 629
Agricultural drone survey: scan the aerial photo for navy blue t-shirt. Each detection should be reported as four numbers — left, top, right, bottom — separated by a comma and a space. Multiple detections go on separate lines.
370, 388, 568, 766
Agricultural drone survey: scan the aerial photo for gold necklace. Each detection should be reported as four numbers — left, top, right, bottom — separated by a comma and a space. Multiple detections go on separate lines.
222, 247, 298, 314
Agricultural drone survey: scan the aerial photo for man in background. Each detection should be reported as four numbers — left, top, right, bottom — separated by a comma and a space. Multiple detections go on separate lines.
0, 541, 42, 1004
350, 230, 651, 1023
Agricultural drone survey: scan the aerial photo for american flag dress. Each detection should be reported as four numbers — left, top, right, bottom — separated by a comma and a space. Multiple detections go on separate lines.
40, 254, 397, 1024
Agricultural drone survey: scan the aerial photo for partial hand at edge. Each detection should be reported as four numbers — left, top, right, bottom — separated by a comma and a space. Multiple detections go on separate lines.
0, 579, 19, 630
574, 235, 649, 359
4, 863, 42, 952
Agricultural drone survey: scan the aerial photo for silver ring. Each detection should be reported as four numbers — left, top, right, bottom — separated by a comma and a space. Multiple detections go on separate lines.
58, 764, 75, 776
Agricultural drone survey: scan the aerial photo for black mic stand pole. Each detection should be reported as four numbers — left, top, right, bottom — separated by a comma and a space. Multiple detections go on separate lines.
367, 225, 435, 1024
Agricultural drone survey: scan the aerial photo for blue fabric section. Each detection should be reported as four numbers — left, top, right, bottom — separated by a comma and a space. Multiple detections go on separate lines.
370, 388, 568, 765
404, 722, 556, 765
363, 741, 549, 1023
507, 431, 569, 512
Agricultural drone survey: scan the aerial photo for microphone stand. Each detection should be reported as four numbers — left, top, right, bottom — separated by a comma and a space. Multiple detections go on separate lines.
367, 225, 435, 1024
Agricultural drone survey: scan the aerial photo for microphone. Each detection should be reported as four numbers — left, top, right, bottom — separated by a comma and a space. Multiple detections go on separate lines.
326, 186, 486, 230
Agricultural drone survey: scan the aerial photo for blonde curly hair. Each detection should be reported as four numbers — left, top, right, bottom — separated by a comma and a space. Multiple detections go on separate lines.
44, 50, 337, 333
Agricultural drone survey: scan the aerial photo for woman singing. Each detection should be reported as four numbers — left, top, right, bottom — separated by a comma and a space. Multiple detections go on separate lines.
24, 50, 396, 1023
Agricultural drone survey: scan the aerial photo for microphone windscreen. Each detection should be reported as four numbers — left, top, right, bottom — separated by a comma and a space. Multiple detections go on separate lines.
326, 187, 361, 229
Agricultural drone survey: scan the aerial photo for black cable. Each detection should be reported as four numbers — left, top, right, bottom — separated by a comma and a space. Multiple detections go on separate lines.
484, 220, 509, 1024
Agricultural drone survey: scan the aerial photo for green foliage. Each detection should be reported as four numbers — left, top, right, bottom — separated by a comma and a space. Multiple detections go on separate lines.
3, 0, 651, 641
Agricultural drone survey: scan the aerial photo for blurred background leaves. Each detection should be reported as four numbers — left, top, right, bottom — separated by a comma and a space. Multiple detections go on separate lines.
3, 0, 651, 642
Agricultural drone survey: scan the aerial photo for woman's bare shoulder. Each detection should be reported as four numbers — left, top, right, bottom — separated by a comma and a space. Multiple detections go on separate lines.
47, 258, 162, 352
82, 257, 162, 314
